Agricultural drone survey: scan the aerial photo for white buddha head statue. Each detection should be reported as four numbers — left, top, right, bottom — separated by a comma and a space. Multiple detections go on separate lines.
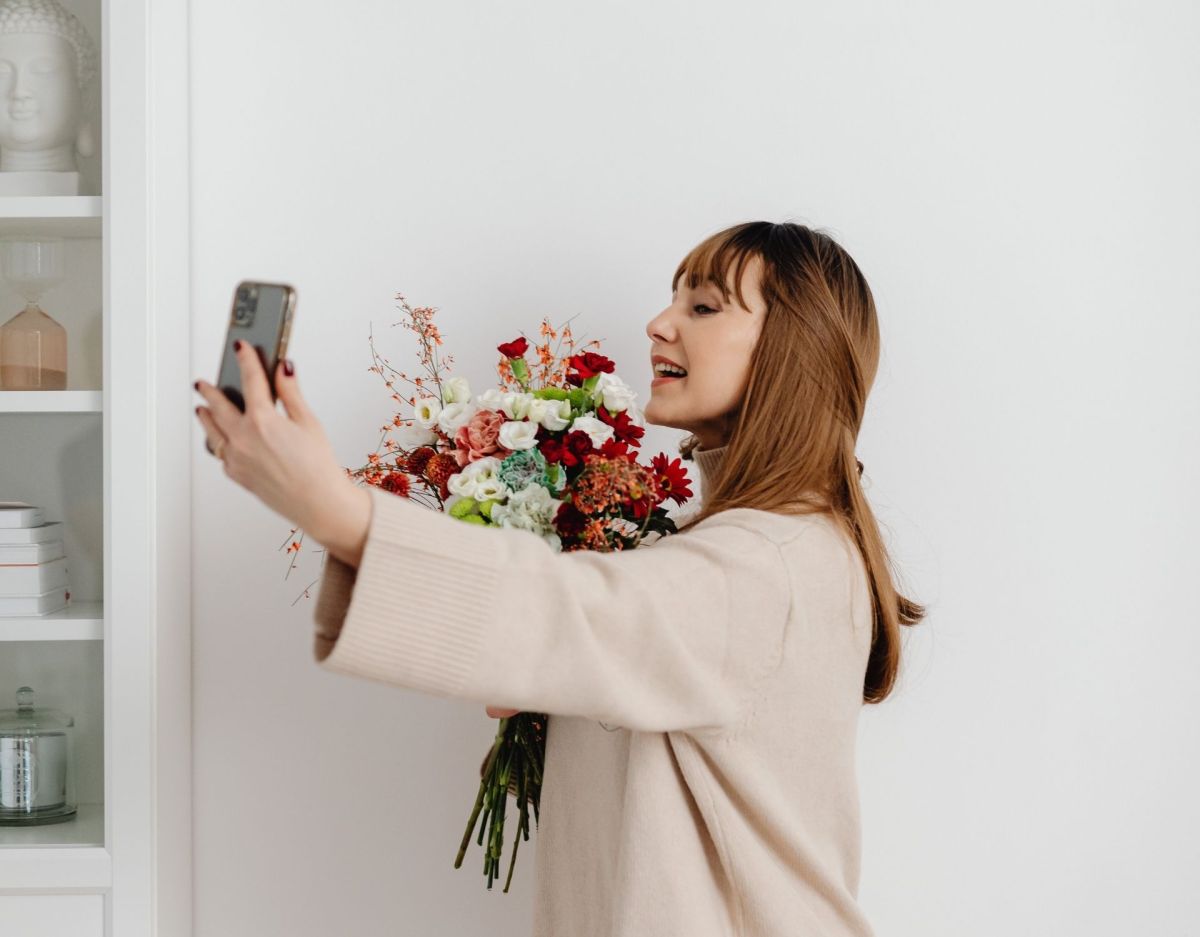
0, 0, 96, 172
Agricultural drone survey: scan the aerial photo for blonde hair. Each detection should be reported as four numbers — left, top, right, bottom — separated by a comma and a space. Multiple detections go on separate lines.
671, 220, 924, 703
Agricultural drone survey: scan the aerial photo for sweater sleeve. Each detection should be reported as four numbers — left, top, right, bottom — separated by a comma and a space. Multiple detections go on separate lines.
311, 485, 793, 734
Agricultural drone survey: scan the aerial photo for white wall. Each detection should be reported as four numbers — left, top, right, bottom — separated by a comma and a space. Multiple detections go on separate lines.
189, 2, 1200, 935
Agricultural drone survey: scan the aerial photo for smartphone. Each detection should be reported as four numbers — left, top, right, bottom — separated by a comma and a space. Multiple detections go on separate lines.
216, 280, 296, 412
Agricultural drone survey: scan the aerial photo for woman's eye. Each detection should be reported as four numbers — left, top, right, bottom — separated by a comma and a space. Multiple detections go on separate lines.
693, 305, 717, 315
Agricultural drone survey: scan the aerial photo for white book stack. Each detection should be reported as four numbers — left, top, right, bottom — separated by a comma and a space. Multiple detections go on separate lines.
0, 501, 70, 617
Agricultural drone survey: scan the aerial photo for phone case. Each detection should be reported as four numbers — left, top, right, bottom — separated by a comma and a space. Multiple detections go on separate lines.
216, 280, 296, 412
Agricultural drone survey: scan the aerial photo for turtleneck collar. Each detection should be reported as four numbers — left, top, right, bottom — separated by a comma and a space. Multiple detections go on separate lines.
690, 442, 728, 494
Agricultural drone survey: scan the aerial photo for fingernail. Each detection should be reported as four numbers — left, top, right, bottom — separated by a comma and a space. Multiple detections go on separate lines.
195, 405, 201, 416
283, 358, 294, 376
234, 339, 243, 352
193, 380, 200, 391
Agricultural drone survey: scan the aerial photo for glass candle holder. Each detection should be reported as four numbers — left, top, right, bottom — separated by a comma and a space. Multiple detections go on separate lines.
0, 686, 77, 826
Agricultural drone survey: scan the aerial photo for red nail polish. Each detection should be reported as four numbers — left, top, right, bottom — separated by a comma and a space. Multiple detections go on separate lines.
283, 358, 294, 376
193, 380, 200, 391
233, 339, 243, 352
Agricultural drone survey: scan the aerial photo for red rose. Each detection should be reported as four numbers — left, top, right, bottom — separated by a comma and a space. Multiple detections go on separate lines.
554, 501, 586, 536
563, 430, 594, 466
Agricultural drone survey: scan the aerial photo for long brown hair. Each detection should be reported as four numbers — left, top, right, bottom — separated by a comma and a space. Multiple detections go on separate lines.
670, 221, 925, 704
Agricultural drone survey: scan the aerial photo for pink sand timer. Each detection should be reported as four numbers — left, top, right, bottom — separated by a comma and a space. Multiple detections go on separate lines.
0, 236, 68, 390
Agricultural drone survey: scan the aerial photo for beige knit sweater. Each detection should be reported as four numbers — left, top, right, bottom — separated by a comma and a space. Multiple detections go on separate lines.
312, 443, 876, 936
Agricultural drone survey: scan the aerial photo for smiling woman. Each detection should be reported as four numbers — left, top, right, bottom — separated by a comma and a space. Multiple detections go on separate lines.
643, 251, 770, 452
190, 220, 924, 936
251, 219, 927, 937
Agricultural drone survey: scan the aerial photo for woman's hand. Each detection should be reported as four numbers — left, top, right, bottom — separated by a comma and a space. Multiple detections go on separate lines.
485, 706, 520, 719
192, 342, 366, 552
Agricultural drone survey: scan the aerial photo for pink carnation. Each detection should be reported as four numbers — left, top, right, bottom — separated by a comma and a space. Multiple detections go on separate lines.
454, 409, 510, 467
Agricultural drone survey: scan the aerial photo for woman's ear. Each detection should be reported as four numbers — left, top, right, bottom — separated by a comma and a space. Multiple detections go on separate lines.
75, 119, 96, 159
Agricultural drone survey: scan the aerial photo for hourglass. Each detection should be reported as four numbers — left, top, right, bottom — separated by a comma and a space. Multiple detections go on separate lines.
0, 236, 68, 390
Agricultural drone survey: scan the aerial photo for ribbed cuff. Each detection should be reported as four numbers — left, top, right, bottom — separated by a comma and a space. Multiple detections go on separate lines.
316, 486, 504, 699
312, 550, 359, 661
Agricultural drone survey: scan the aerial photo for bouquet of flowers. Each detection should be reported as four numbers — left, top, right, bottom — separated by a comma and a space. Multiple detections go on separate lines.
280, 294, 695, 892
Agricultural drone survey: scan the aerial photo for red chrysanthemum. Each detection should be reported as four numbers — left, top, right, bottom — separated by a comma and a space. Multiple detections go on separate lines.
424, 452, 459, 493
650, 452, 694, 506
404, 445, 436, 476
598, 438, 640, 463
379, 471, 412, 497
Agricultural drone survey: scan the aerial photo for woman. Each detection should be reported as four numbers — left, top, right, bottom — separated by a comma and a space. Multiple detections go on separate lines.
193, 220, 925, 936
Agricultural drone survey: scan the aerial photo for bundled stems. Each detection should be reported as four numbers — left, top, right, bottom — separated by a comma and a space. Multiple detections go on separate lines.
455, 711, 547, 891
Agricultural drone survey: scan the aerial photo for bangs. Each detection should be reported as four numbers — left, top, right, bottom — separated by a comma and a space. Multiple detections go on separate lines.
671, 230, 761, 312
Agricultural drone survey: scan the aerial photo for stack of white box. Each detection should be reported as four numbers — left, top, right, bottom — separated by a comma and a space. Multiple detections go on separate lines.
0, 502, 69, 617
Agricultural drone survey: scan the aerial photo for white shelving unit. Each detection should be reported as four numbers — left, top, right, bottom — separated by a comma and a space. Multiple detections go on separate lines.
0, 2, 191, 936
0, 390, 103, 412
0, 196, 102, 237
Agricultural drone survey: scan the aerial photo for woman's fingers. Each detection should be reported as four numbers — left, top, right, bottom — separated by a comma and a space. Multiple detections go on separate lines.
485, 706, 520, 719
193, 376, 243, 438
235, 340, 275, 416
274, 358, 314, 425
195, 405, 227, 458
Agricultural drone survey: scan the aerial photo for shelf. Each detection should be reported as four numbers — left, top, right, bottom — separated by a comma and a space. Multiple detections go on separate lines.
0, 391, 101, 413
0, 601, 103, 642
0, 196, 102, 238
0, 805, 110, 890
0, 803, 104, 849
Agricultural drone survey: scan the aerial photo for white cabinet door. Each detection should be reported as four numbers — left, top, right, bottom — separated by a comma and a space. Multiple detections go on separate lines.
0, 895, 103, 937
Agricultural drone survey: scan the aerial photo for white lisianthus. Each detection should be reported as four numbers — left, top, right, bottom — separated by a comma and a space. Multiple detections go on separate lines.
478, 387, 533, 420
539, 398, 573, 432
441, 376, 472, 404
446, 472, 478, 499
413, 396, 442, 429
593, 372, 639, 415
498, 419, 540, 451
436, 400, 478, 435
475, 387, 508, 413
490, 482, 562, 540
395, 421, 437, 448
504, 392, 534, 421
446, 456, 508, 501
473, 475, 509, 502
569, 413, 616, 448
523, 398, 550, 425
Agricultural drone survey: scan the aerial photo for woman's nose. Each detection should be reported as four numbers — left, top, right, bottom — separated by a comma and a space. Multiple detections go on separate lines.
645, 306, 674, 342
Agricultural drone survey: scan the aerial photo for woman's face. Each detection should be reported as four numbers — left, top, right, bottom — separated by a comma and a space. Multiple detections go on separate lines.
643, 253, 768, 449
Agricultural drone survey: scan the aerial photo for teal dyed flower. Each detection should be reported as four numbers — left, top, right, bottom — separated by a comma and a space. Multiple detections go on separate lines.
498, 447, 550, 493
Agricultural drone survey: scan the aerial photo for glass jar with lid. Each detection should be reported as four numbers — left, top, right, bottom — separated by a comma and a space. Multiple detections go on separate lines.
0, 686, 77, 825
